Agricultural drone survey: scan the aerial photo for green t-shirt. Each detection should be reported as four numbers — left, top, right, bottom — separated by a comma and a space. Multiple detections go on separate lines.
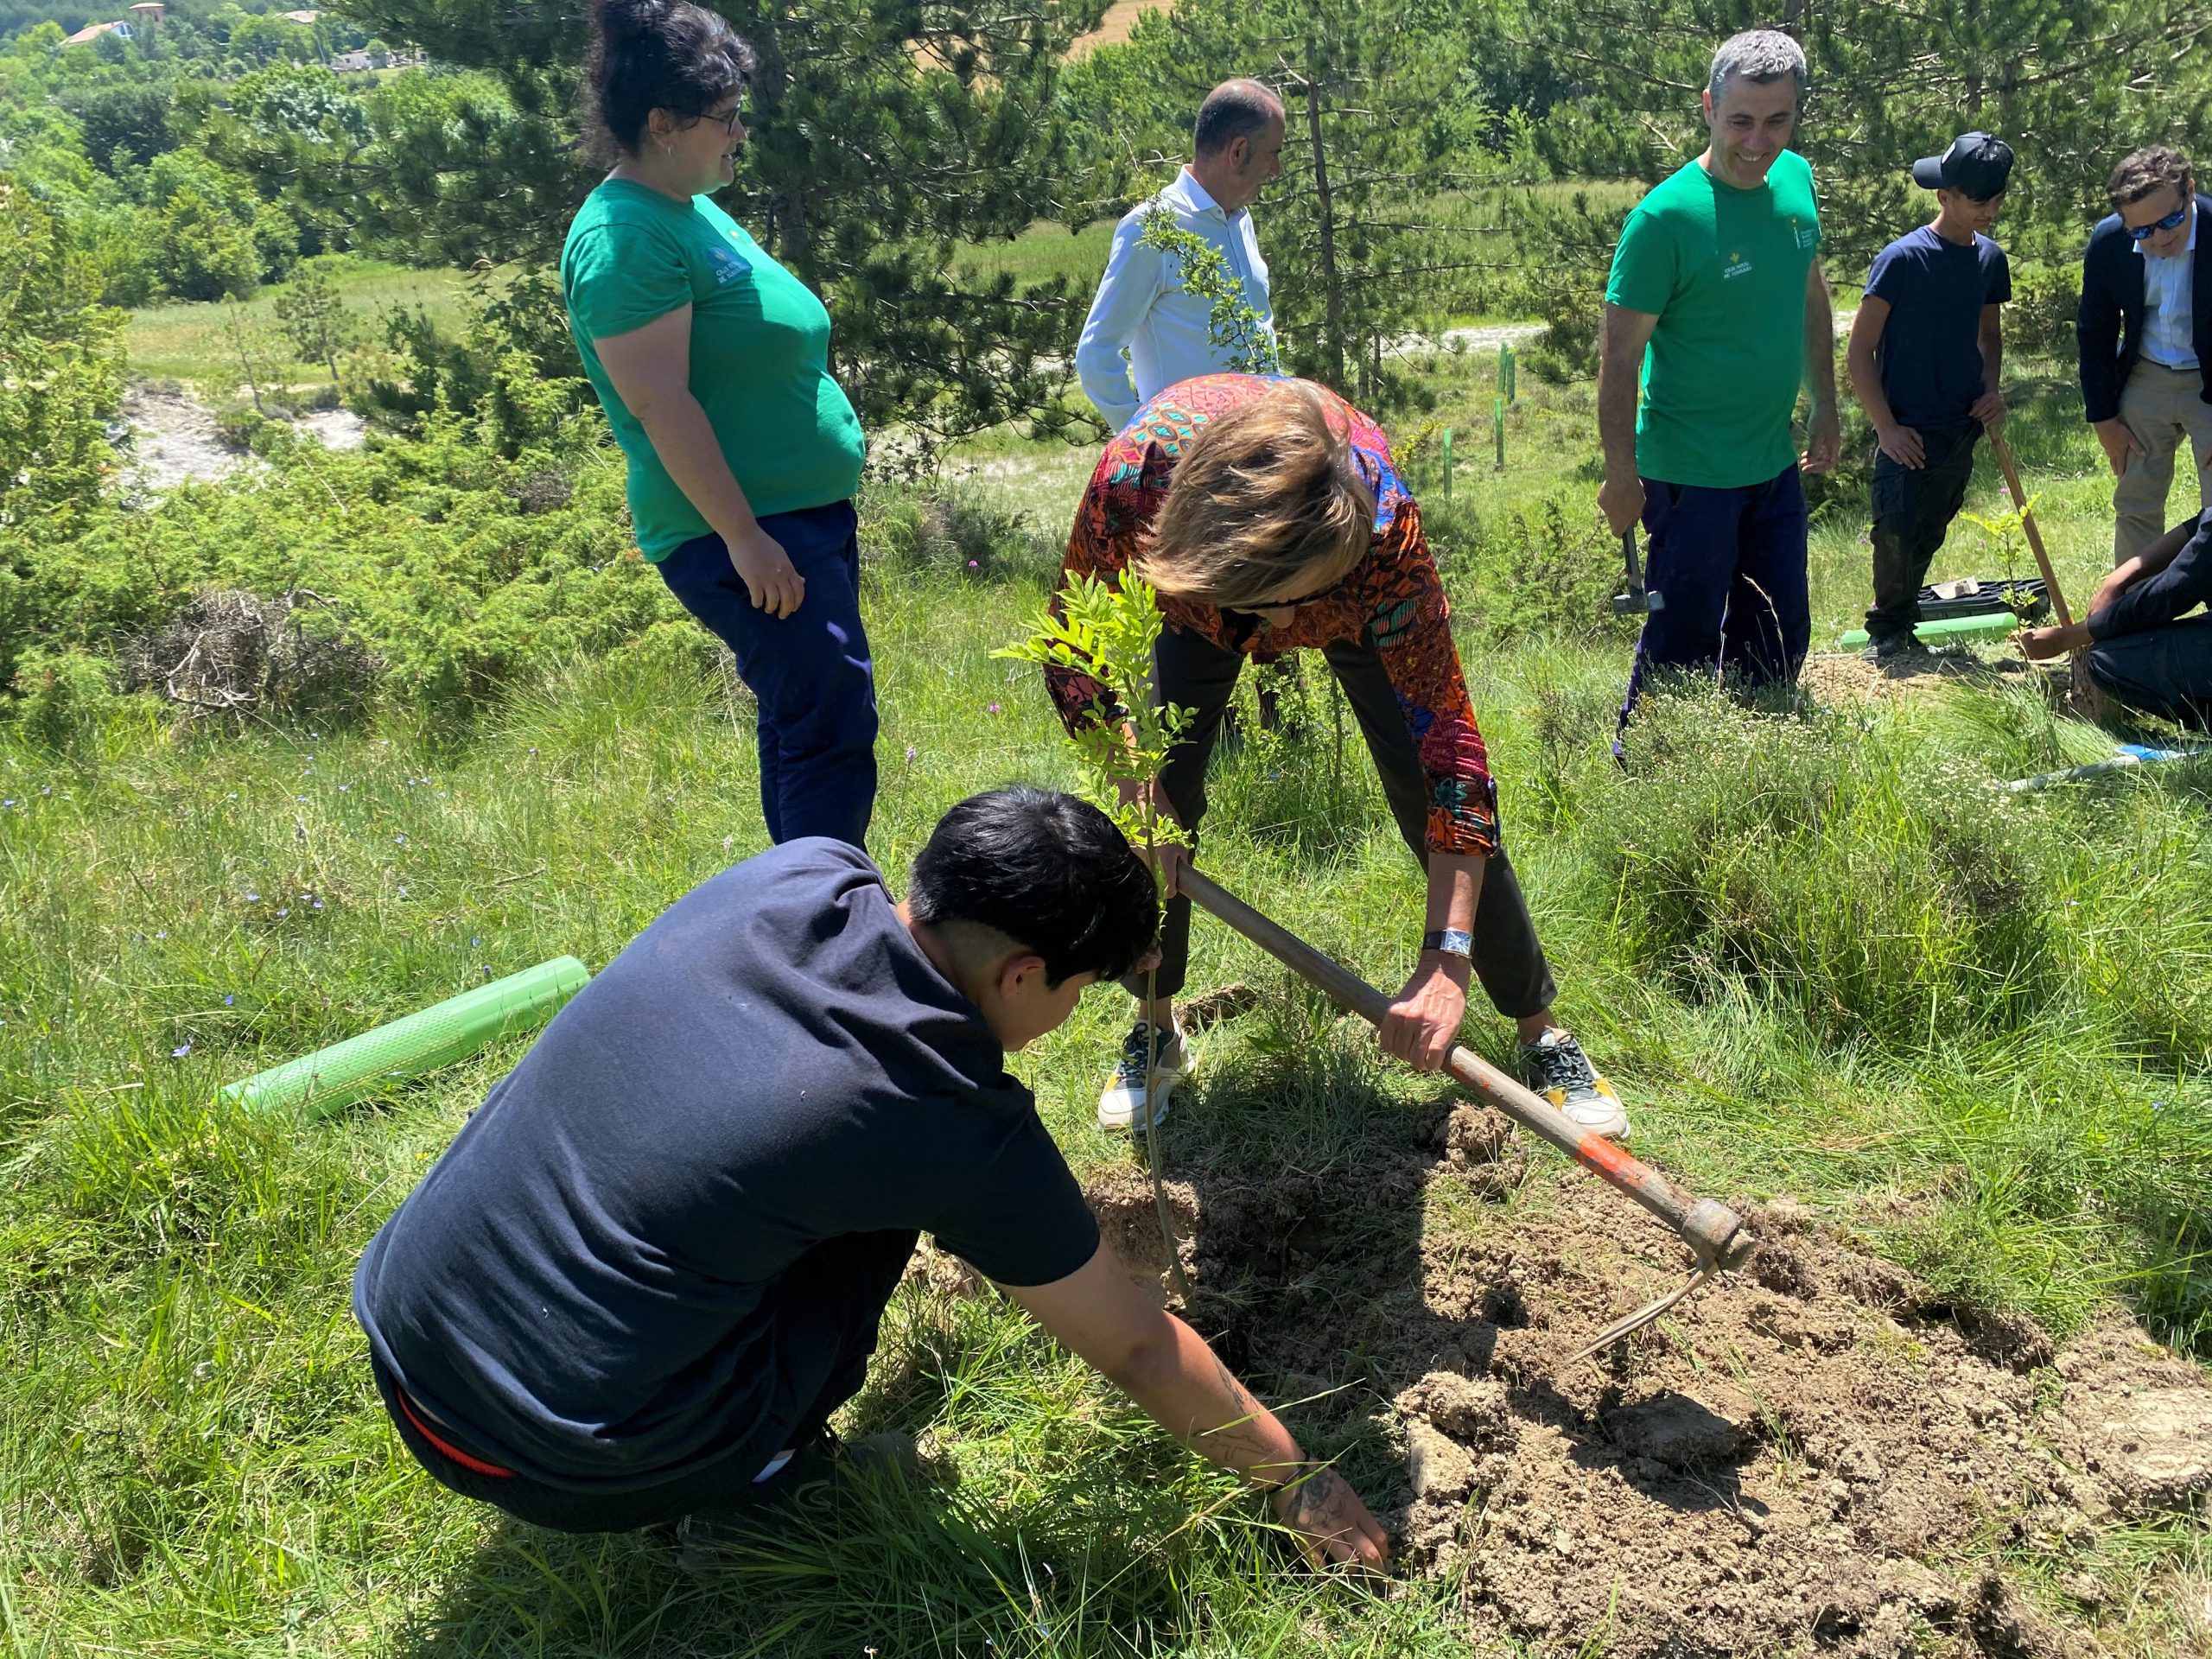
561, 180, 866, 559
1604, 151, 1821, 489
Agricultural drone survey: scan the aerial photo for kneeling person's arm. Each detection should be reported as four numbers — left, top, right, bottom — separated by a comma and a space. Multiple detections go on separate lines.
998, 1247, 1389, 1570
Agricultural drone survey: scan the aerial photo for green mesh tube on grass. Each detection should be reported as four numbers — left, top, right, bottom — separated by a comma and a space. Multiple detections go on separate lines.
1838, 611, 2023, 649
221, 956, 590, 1120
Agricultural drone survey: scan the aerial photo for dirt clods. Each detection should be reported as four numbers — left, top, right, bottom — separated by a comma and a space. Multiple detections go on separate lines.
1083, 1111, 2212, 1659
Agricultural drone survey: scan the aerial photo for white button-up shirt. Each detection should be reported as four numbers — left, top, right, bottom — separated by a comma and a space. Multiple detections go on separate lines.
1075, 168, 1277, 432
2138, 208, 2200, 372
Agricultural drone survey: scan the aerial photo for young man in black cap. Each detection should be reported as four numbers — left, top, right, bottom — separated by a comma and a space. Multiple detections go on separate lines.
352, 787, 1389, 1569
1845, 132, 2015, 663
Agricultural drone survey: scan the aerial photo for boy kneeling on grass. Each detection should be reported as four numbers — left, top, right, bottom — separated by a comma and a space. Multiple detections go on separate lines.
351, 786, 1388, 1569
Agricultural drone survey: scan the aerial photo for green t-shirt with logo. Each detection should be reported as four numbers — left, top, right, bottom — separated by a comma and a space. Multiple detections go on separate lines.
1604, 150, 1821, 489
561, 180, 866, 559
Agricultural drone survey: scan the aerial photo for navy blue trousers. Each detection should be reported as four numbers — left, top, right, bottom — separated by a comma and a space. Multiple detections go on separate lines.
2088, 615, 2212, 729
658, 501, 878, 850
372, 1227, 916, 1533
1618, 465, 1811, 734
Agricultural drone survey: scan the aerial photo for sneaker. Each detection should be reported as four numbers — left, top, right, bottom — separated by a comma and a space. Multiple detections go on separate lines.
1519, 1028, 1630, 1141
1862, 635, 1926, 668
1097, 1020, 1187, 1133
672, 1434, 839, 1571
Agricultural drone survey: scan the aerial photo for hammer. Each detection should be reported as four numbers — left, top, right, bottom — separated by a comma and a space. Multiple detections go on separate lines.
1611, 527, 1665, 615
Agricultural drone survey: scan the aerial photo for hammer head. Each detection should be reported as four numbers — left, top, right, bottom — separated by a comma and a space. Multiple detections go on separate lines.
1612, 527, 1665, 614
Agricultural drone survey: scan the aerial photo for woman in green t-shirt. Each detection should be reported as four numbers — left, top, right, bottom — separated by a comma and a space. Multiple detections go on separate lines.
563, 0, 875, 849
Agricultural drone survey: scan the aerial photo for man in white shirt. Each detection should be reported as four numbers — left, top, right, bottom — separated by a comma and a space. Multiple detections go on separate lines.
1076, 79, 1286, 433
2077, 145, 2212, 562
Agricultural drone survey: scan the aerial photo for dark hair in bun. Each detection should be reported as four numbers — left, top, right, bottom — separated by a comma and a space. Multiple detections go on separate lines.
583, 0, 756, 162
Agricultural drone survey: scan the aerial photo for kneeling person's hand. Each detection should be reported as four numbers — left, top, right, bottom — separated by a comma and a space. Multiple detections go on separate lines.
999, 1247, 1392, 1575
1270, 1463, 1391, 1571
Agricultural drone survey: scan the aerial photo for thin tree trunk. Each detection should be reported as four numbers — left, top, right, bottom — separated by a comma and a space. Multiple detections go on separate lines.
1303, 66, 1345, 391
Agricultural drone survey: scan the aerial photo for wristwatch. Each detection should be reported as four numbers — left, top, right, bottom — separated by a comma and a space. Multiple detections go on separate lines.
1421, 928, 1473, 960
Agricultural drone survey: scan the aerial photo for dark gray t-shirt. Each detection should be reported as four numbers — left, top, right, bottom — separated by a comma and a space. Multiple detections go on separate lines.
353, 839, 1100, 1487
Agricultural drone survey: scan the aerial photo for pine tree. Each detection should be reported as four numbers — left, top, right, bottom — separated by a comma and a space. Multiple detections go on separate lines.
327, 0, 1112, 448
1512, 0, 2212, 365
1065, 0, 1503, 406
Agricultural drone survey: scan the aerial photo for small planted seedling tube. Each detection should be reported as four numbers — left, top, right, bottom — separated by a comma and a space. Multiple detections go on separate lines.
1494, 397, 1505, 470
222, 956, 590, 1120
1501, 342, 1516, 404
1441, 426, 1454, 497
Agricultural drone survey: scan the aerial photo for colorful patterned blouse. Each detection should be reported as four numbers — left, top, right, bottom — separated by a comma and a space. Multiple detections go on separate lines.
1046, 373, 1499, 859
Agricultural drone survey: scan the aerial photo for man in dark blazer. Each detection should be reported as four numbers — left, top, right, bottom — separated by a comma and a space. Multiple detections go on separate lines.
2078, 145, 2212, 563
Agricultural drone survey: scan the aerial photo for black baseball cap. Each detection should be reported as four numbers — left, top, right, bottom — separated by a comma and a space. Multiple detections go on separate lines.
1911, 132, 2015, 199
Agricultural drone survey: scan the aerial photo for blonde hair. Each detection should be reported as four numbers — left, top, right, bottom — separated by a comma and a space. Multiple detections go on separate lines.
1134, 385, 1377, 608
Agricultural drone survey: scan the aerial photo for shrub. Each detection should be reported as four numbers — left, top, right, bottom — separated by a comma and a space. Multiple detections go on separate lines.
9, 646, 114, 753
1595, 690, 2057, 1049
2008, 261, 2081, 370
0, 175, 126, 538
0, 399, 683, 723
1427, 494, 1641, 646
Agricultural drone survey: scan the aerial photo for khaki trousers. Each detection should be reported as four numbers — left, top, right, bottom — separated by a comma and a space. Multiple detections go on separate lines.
2113, 359, 2212, 563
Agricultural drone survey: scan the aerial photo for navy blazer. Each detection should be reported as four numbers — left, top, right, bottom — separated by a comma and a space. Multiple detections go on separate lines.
2076, 192, 2212, 423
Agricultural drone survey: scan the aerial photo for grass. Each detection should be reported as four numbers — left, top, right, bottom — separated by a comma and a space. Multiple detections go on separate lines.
8, 336, 2210, 1652
124, 257, 477, 401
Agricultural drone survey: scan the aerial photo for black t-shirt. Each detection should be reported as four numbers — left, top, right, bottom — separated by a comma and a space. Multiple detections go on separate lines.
352, 839, 1100, 1487
1865, 225, 2012, 429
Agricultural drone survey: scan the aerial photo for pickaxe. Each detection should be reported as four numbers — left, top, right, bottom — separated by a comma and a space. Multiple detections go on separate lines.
1176, 866, 1753, 1363
1611, 527, 1665, 616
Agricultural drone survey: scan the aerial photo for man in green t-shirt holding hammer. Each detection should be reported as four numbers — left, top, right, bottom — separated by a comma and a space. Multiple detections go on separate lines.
1597, 30, 1841, 740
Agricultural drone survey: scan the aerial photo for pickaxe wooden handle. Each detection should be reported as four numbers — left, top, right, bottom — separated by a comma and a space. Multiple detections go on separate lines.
1989, 429, 2073, 626
1175, 866, 1752, 1276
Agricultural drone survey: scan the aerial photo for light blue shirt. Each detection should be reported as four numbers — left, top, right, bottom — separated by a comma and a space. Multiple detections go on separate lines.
1074, 168, 1277, 431
2139, 209, 2199, 372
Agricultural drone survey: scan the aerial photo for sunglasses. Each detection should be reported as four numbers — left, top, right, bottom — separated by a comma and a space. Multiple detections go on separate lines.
2128, 204, 2190, 241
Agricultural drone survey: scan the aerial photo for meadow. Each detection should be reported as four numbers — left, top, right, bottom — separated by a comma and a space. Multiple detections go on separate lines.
3, 290, 2209, 1655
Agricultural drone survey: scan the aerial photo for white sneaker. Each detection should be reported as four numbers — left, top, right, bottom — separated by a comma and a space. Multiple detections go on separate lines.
1097, 1021, 1188, 1133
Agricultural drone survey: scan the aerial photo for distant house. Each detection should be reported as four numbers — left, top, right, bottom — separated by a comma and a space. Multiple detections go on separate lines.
278, 9, 322, 21
328, 49, 373, 72
61, 19, 130, 43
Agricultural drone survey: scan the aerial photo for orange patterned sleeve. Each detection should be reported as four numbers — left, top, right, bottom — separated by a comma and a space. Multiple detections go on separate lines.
1357, 497, 1500, 859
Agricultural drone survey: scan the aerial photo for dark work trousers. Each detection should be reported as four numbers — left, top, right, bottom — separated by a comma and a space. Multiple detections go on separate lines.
658, 500, 878, 850
1618, 464, 1811, 738
2087, 615, 2212, 729
1866, 421, 1982, 646
1128, 621, 1558, 1020
372, 1227, 918, 1534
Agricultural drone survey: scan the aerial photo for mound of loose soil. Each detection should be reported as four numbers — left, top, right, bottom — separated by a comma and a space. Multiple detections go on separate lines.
1084, 1103, 2211, 1658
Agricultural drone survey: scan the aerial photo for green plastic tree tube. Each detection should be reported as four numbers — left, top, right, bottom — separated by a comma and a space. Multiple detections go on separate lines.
1838, 612, 2021, 649
221, 956, 590, 1120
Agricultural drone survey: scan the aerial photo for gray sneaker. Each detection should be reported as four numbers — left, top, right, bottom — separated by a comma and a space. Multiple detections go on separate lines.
1097, 1020, 1187, 1132
1519, 1028, 1630, 1141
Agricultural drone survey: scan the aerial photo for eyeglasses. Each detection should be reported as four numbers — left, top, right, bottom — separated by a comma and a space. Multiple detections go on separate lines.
699, 106, 745, 137
2128, 204, 2190, 241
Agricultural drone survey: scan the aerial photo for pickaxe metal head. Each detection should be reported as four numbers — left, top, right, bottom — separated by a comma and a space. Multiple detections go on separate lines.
1611, 528, 1665, 615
